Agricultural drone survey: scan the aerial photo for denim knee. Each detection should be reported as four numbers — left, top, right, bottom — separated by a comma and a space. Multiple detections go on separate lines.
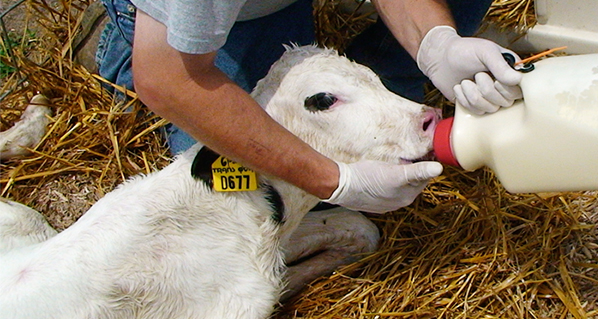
96, 0, 136, 92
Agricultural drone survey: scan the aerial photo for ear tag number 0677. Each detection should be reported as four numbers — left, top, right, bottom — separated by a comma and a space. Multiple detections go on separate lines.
211, 156, 258, 192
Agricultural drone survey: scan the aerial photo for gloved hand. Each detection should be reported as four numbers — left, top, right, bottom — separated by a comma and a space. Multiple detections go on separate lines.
416, 26, 523, 114
323, 160, 443, 214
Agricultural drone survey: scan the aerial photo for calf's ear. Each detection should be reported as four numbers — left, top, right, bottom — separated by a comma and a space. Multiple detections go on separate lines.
191, 147, 220, 188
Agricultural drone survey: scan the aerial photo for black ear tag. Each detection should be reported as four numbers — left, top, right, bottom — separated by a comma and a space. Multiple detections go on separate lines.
191, 146, 221, 188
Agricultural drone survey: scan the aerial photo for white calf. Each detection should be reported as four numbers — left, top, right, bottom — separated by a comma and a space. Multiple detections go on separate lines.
0, 45, 439, 319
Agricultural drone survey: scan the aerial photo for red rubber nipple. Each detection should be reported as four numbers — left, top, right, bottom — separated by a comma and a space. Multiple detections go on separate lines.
433, 117, 461, 167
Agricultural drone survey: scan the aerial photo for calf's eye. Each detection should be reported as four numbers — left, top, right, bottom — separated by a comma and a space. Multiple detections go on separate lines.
304, 92, 337, 112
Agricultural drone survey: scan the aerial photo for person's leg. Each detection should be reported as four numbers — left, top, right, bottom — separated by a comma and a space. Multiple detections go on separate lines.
345, 0, 493, 103
447, 0, 495, 37
96, 0, 136, 95
216, 0, 315, 93
167, 0, 316, 154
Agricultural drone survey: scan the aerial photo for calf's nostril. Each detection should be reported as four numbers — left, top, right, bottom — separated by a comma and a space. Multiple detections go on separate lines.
422, 116, 436, 132
423, 119, 432, 131
422, 110, 440, 133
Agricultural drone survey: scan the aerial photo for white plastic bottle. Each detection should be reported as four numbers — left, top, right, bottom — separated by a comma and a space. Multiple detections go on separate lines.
433, 53, 598, 193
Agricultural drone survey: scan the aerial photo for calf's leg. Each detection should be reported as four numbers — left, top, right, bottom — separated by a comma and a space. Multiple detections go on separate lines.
0, 198, 57, 254
282, 207, 380, 300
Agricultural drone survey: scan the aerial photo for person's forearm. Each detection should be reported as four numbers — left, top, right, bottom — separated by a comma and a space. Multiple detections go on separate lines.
146, 67, 339, 199
371, 0, 455, 59
132, 11, 339, 199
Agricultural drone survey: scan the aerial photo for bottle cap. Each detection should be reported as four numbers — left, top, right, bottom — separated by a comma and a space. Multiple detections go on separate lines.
433, 117, 461, 167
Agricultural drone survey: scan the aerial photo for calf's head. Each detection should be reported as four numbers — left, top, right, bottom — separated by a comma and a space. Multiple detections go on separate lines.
253, 45, 440, 165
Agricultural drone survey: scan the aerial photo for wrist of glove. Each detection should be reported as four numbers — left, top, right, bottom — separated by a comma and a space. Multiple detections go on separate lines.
416, 26, 523, 114
322, 160, 443, 214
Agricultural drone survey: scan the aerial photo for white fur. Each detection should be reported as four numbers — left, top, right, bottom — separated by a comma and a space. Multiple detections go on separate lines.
0, 45, 439, 319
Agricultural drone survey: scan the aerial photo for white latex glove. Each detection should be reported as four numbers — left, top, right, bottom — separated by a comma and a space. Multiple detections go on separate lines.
323, 160, 443, 214
416, 26, 523, 114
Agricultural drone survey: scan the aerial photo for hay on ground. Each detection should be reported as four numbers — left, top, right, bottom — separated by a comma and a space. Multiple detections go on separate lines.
483, 0, 537, 34
313, 0, 377, 53
1, 0, 170, 230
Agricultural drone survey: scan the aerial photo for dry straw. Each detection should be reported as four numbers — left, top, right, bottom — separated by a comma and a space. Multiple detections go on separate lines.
483, 0, 537, 34
1, 0, 597, 317
313, 0, 377, 53
284, 0, 597, 317
1, 0, 170, 229
278, 163, 598, 318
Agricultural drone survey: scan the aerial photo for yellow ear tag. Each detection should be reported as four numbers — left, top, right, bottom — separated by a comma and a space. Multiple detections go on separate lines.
211, 156, 258, 192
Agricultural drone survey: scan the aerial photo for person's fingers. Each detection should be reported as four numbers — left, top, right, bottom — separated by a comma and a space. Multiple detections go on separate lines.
460, 80, 500, 114
494, 81, 523, 103
475, 72, 511, 107
402, 161, 443, 184
483, 48, 523, 86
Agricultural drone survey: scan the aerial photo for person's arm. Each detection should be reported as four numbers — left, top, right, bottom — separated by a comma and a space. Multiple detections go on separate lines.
132, 10, 443, 214
132, 10, 339, 199
372, 0, 523, 114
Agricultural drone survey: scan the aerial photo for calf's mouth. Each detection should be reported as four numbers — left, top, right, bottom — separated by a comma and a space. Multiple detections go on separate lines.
400, 150, 436, 164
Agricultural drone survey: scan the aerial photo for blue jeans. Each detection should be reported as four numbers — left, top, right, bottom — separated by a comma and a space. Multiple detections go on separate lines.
97, 0, 491, 155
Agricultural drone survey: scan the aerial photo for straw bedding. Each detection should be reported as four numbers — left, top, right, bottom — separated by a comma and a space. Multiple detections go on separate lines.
1, 0, 596, 317
1, 0, 170, 230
